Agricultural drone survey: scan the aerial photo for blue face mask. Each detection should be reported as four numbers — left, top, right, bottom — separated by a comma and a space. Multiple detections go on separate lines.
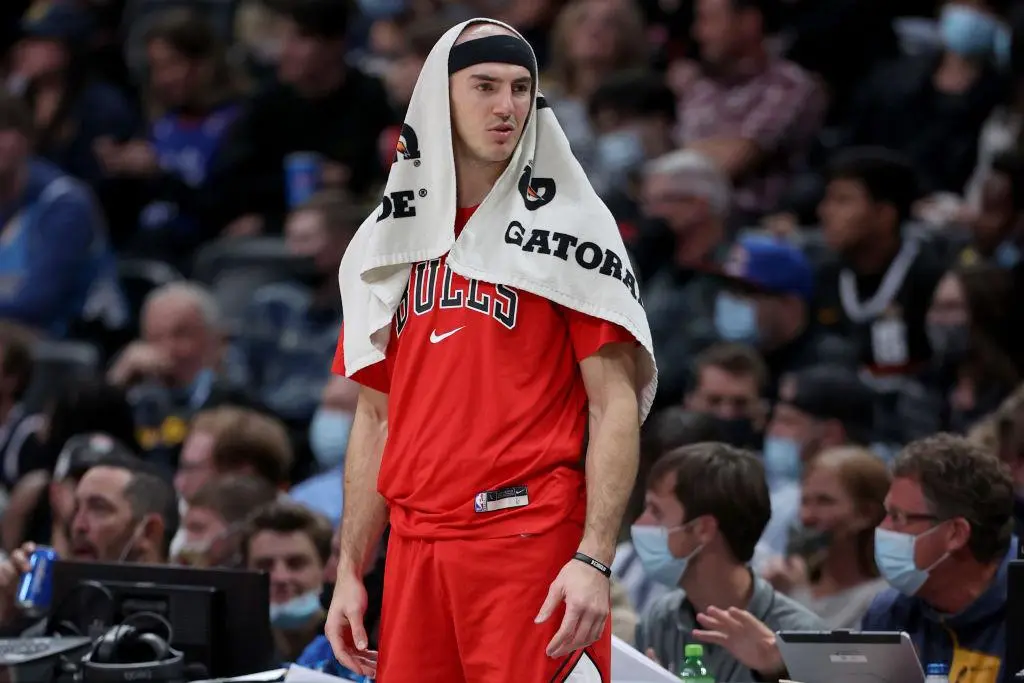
940, 4, 1004, 59
597, 129, 645, 180
874, 526, 949, 596
714, 292, 759, 344
630, 524, 703, 587
309, 409, 354, 471
762, 436, 802, 484
269, 590, 323, 630
995, 240, 1021, 268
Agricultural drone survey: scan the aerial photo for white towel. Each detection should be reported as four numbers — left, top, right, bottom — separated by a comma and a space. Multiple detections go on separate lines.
339, 18, 658, 420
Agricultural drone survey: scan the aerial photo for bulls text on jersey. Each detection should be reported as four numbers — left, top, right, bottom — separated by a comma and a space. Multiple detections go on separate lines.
395, 259, 519, 335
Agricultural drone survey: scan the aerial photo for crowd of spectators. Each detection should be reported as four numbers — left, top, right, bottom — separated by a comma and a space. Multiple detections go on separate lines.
0, 0, 1021, 680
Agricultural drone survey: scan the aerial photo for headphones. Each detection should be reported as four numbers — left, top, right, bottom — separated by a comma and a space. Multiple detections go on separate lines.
81, 612, 186, 683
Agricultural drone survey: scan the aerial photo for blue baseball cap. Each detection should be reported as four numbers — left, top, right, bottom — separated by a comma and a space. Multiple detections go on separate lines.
720, 236, 814, 301
21, 1, 96, 45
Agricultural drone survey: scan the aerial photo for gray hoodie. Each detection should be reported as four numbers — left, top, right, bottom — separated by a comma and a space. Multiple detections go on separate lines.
635, 573, 824, 681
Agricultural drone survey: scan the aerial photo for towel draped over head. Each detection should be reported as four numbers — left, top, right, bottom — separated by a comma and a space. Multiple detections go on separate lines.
339, 18, 658, 420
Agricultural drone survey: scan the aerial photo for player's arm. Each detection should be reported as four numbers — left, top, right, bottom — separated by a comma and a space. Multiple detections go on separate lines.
577, 342, 641, 566
337, 385, 390, 578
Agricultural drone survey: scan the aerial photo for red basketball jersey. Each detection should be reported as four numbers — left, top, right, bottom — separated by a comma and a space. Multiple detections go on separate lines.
333, 206, 635, 539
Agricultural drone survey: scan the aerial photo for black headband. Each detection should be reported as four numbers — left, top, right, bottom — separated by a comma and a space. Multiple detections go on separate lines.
448, 34, 537, 79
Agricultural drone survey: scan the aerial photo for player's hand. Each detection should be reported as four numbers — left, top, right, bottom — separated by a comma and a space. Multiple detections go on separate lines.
324, 569, 378, 676
0, 543, 34, 628
692, 606, 785, 678
535, 559, 609, 658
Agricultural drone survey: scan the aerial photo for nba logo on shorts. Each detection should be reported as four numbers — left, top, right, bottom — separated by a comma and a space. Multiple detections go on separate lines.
474, 492, 488, 513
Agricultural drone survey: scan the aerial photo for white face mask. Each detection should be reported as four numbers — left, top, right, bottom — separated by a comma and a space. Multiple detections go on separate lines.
873, 525, 949, 596
269, 591, 323, 630
119, 520, 146, 563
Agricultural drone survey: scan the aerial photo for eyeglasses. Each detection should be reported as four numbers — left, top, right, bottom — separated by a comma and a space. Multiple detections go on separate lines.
884, 508, 940, 528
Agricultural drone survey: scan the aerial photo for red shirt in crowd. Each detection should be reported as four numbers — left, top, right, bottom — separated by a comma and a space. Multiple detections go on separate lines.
333, 206, 635, 539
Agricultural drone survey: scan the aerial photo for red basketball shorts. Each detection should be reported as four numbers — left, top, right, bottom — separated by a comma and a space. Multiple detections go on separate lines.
375, 521, 611, 683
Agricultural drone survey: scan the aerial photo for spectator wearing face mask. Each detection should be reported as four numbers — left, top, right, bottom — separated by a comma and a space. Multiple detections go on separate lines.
861, 434, 1015, 680
613, 409, 729, 617
291, 376, 359, 528
683, 343, 768, 451
640, 150, 734, 405
897, 265, 1021, 443
759, 366, 876, 566
585, 70, 677, 200
761, 447, 890, 629
0, 455, 178, 635
764, 366, 875, 489
844, 0, 1009, 196
542, 0, 649, 181
713, 236, 857, 399
173, 474, 278, 568
241, 501, 333, 664
633, 442, 823, 680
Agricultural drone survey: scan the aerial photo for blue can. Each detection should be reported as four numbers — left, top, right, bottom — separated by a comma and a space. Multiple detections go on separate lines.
16, 547, 58, 617
284, 152, 322, 209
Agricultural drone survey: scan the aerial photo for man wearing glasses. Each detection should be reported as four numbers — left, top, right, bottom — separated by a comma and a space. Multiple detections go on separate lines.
864, 433, 1015, 683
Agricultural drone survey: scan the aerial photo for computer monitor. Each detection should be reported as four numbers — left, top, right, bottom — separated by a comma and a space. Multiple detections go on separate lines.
49, 560, 276, 678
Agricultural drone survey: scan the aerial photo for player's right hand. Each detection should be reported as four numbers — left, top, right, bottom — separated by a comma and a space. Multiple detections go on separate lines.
0, 542, 34, 627
324, 570, 378, 676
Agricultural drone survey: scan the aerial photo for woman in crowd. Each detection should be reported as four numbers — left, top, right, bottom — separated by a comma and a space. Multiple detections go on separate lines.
897, 264, 1022, 442
762, 446, 890, 629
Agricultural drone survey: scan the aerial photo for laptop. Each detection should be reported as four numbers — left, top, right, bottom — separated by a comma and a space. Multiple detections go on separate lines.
776, 631, 925, 683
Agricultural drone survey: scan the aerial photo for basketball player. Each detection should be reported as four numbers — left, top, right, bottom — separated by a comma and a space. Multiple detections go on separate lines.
325, 21, 642, 682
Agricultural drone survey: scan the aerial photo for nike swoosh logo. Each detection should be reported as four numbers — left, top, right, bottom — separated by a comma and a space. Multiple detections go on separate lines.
429, 327, 465, 344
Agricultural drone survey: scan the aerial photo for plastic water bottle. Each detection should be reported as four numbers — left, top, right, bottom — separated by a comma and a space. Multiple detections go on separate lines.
679, 643, 714, 682
925, 662, 949, 683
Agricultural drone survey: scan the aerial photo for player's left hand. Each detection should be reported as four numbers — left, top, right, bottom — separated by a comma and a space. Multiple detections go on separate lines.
535, 559, 609, 658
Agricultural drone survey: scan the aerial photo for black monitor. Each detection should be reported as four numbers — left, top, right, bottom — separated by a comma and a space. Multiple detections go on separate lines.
49, 561, 276, 678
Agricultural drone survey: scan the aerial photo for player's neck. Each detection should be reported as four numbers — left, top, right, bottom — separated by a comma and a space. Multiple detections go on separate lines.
454, 153, 507, 208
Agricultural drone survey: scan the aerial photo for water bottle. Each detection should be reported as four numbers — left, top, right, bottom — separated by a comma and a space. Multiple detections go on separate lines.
679, 643, 714, 682
925, 662, 949, 683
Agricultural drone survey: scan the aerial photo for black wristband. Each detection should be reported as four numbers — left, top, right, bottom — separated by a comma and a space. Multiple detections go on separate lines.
573, 552, 611, 578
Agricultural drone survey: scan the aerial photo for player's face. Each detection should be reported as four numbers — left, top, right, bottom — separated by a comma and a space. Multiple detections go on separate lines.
449, 62, 532, 165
